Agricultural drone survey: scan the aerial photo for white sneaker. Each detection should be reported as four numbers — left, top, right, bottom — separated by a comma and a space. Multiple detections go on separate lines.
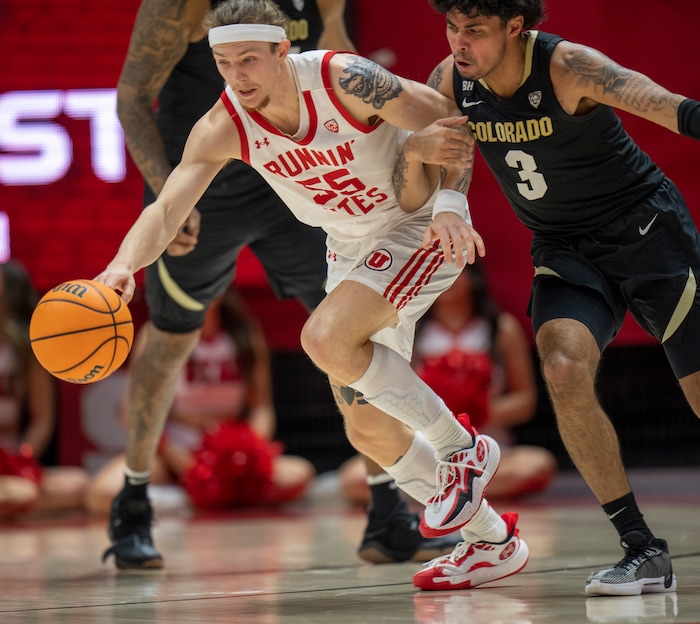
420, 414, 500, 537
413, 512, 528, 591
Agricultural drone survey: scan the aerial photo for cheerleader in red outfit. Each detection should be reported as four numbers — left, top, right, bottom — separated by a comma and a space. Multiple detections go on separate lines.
84, 286, 315, 515
0, 260, 88, 517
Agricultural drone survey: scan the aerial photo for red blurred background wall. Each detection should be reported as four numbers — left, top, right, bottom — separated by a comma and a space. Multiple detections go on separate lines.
1, 0, 699, 469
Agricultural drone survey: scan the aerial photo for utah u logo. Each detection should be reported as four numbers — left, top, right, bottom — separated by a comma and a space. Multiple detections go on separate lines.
364, 249, 392, 270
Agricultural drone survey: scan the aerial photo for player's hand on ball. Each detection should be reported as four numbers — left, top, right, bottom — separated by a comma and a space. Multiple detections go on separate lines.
94, 266, 136, 304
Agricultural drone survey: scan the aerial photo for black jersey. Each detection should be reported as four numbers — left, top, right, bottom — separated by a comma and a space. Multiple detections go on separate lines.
455, 31, 665, 235
156, 0, 324, 187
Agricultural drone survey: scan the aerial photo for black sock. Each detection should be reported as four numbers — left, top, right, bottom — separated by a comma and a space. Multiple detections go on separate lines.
368, 479, 404, 518
121, 475, 149, 500
602, 492, 653, 540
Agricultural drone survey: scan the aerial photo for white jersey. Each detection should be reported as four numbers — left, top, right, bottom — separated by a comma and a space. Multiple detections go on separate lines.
220, 50, 431, 242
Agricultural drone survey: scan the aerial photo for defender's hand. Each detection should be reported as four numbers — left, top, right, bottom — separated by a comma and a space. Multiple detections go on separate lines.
404, 116, 474, 168
167, 208, 201, 256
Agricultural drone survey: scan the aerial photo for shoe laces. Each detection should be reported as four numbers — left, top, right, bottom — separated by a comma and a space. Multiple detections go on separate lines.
424, 540, 474, 568
614, 540, 661, 571
430, 450, 477, 507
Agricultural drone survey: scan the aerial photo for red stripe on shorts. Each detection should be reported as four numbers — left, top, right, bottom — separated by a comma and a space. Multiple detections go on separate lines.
384, 241, 442, 309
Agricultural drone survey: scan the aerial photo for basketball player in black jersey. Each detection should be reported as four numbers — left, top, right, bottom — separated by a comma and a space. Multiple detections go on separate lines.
98, 0, 459, 570
399, 0, 700, 597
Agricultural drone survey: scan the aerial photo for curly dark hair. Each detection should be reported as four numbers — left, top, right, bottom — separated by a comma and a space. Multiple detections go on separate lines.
429, 0, 545, 31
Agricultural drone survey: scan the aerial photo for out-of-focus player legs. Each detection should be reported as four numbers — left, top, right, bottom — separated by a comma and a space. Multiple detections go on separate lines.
102, 324, 199, 569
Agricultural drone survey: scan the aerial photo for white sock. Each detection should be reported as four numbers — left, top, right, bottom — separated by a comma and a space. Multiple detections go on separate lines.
366, 472, 395, 486
125, 466, 151, 486
380, 431, 437, 505
351, 343, 472, 457
460, 500, 507, 544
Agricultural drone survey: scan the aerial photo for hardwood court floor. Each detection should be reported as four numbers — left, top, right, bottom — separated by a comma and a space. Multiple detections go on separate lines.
1, 468, 700, 623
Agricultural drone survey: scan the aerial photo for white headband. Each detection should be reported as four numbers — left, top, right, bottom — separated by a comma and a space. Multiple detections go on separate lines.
208, 24, 286, 47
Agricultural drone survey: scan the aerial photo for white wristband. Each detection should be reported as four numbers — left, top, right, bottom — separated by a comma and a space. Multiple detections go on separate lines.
432, 189, 472, 224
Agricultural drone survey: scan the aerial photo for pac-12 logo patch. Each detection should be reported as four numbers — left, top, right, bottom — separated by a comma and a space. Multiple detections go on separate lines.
528, 91, 542, 109
364, 249, 393, 271
324, 119, 339, 133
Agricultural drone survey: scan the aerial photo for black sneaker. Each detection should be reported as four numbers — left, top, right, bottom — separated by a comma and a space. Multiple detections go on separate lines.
585, 531, 677, 596
102, 492, 163, 570
358, 508, 461, 563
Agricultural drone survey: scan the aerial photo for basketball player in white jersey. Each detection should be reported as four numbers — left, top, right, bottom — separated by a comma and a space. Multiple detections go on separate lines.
95, 0, 528, 589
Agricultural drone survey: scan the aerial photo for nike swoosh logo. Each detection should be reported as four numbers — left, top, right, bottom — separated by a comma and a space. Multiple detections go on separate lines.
461, 99, 484, 108
639, 213, 658, 236
607, 506, 627, 520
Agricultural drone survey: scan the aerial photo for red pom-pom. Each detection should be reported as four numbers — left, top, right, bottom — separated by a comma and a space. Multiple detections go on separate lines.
0, 448, 43, 484
181, 421, 282, 509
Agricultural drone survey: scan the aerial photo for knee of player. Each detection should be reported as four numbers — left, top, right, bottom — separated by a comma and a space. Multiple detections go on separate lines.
300, 313, 343, 367
540, 346, 593, 392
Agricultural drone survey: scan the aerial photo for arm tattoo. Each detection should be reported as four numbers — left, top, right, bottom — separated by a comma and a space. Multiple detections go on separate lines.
440, 165, 472, 194
564, 50, 631, 94
118, 0, 191, 193
453, 166, 473, 194
564, 49, 670, 113
338, 56, 403, 109
427, 64, 444, 91
392, 151, 410, 201
120, 0, 189, 94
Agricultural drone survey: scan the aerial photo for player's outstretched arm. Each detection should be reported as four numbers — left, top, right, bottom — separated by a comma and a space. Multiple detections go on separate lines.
118, 0, 211, 259
551, 40, 698, 135
95, 106, 235, 302
117, 0, 199, 197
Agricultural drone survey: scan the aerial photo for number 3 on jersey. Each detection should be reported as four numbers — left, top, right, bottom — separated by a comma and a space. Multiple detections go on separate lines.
505, 150, 548, 200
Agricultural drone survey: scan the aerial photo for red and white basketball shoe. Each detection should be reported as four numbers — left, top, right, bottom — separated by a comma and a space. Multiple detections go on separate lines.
420, 414, 501, 537
413, 512, 528, 591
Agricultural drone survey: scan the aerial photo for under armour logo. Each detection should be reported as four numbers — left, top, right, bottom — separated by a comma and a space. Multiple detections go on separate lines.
255, 138, 270, 149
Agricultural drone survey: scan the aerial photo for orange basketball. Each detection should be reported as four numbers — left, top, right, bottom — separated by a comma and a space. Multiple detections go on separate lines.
29, 279, 133, 384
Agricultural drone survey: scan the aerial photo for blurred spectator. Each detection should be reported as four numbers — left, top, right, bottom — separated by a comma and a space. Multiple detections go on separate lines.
84, 285, 316, 515
0, 260, 88, 517
339, 261, 557, 504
